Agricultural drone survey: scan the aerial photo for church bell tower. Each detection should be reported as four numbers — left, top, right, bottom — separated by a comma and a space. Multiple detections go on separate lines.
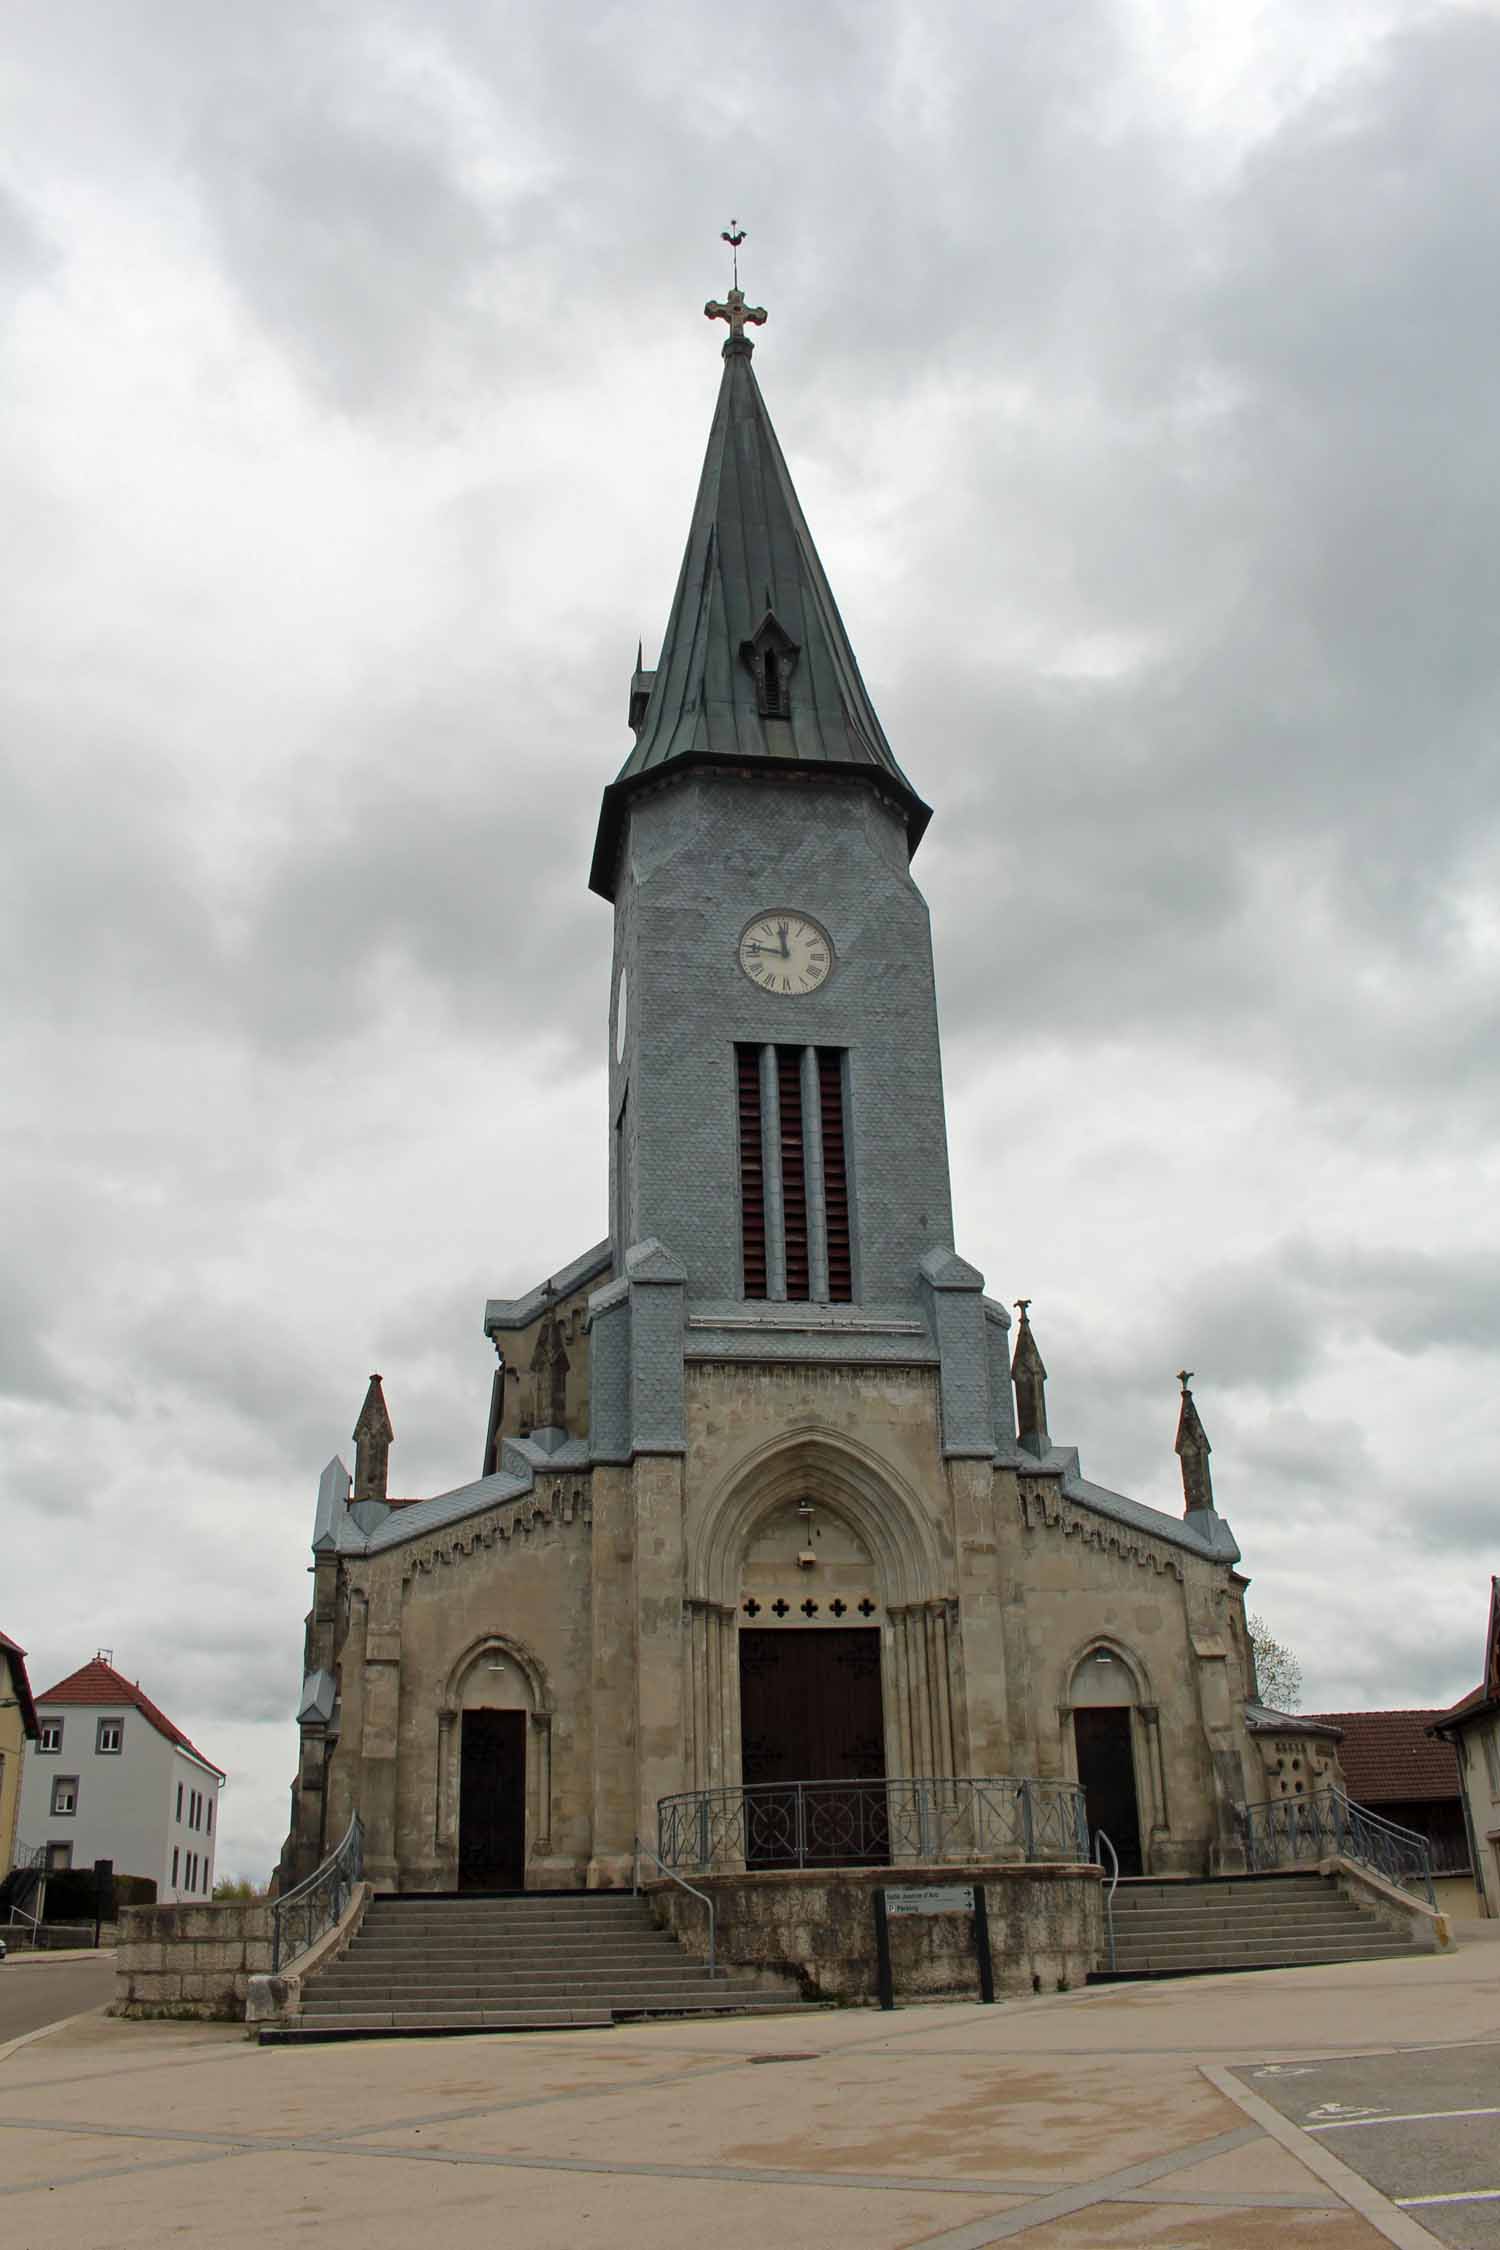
590, 276, 964, 1321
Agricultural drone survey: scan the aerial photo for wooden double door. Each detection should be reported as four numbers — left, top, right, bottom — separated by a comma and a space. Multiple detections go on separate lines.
739, 1627, 887, 1867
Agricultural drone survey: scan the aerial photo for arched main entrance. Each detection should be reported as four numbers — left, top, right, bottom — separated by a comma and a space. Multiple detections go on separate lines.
685, 1433, 959, 1862
737, 1499, 887, 1865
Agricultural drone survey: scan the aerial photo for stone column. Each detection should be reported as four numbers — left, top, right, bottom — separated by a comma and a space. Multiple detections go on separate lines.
587, 1463, 638, 1888
359, 1579, 404, 1892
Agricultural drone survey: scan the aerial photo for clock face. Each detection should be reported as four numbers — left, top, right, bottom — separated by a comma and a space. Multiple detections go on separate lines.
615, 968, 628, 1062
737, 911, 834, 996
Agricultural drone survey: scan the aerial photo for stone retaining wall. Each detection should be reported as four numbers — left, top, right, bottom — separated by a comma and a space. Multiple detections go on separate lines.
646, 1861, 1103, 2002
113, 1901, 272, 2020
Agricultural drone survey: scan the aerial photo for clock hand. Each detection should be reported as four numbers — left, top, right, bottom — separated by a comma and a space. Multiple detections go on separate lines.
776, 921, 790, 958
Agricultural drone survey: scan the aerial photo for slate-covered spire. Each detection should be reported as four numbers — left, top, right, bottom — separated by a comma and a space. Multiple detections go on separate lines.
1011, 1299, 1049, 1458
590, 275, 931, 899
1174, 1370, 1214, 1516
352, 1373, 393, 1503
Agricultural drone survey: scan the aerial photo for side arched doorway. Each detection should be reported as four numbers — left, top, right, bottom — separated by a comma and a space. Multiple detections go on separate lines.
1070, 1646, 1145, 1876
440, 1637, 552, 1892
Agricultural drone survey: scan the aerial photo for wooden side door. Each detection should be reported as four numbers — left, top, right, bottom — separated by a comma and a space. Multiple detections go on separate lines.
458, 1709, 527, 1890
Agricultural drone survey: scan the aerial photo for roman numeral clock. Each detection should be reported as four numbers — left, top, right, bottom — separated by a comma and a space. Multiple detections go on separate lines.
737, 912, 834, 996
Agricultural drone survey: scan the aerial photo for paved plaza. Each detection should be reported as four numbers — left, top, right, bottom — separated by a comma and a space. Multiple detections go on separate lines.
1, 1935, 1497, 2248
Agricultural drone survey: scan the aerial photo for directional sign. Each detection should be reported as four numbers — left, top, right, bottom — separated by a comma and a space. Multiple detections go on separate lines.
883, 1885, 975, 1918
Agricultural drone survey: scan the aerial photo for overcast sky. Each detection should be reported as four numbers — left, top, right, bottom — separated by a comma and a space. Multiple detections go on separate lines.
3, 0, 1497, 1883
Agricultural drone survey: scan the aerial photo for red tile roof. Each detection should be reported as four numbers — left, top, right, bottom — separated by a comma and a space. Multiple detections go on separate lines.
1304, 1709, 1460, 1805
35, 1658, 225, 1779
0, 1630, 38, 1738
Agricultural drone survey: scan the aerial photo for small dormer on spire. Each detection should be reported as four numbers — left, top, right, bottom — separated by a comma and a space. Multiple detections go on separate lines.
353, 1373, 393, 1503
1011, 1300, 1049, 1457
1175, 1369, 1214, 1515
628, 640, 655, 734
741, 609, 800, 719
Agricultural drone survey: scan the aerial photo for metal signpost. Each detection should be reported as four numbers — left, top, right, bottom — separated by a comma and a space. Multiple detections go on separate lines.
872, 1883, 995, 2010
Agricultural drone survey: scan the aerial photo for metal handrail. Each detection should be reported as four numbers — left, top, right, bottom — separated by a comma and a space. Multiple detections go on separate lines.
1, 1839, 47, 1937
1093, 1829, 1120, 1972
656, 1775, 1091, 1876
634, 1836, 718, 1975
1241, 1786, 1436, 1908
271, 1812, 364, 1972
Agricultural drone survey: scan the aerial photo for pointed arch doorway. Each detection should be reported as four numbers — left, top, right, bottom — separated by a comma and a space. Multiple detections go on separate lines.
737, 1499, 888, 1866
1070, 1646, 1144, 1876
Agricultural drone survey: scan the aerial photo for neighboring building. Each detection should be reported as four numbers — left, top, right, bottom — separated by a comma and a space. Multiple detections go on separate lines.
1244, 1702, 1346, 1809
17, 1654, 224, 1900
0, 1631, 39, 1872
1433, 1577, 1500, 1919
1303, 1708, 1477, 1919
282, 279, 1270, 1899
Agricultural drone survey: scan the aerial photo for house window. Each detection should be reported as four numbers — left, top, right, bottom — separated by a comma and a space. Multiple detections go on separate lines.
47, 1842, 72, 1872
39, 1720, 63, 1754
96, 1717, 123, 1755
50, 1776, 78, 1817
206, 1797, 213, 1834
172, 1847, 179, 1886
176, 1782, 184, 1821
1484, 1725, 1500, 1797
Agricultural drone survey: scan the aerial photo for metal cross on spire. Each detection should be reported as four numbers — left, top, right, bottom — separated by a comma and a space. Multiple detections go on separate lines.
1177, 1368, 1194, 1392
706, 221, 766, 350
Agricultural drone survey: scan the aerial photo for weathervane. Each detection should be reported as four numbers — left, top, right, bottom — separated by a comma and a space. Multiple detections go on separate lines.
706, 220, 766, 349
1177, 1368, 1194, 1393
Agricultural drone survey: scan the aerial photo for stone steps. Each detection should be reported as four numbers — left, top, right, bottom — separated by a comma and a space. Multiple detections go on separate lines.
1094, 1873, 1421, 1982
270, 1891, 803, 2041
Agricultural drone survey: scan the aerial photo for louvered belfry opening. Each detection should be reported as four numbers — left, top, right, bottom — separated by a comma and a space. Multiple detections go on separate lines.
736, 1044, 768, 1297
776, 1047, 810, 1298
818, 1048, 853, 1303
736, 1043, 853, 1303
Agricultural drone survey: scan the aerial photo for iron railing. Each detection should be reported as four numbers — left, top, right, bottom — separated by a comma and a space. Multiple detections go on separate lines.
0, 1839, 47, 1936
1094, 1829, 1120, 1972
1242, 1787, 1436, 1908
271, 1812, 364, 1971
657, 1775, 1091, 1875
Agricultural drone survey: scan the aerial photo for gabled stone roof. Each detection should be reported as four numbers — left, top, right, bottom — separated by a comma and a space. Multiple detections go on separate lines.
590, 336, 930, 898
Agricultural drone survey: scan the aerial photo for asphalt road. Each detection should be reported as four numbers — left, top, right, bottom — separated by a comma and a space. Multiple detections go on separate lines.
1234, 2041, 1500, 2249
0, 1953, 116, 2044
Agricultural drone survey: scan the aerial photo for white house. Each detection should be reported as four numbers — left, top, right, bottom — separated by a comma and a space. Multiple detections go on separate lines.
17, 1653, 225, 1902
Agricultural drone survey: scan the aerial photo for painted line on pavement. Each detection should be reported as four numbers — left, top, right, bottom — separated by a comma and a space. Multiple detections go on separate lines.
1398, 2190, 1500, 2209
1309, 2105, 1500, 2132
1204, 2064, 1444, 2250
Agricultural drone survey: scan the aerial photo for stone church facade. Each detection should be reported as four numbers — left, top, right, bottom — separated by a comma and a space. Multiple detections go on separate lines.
282, 284, 1261, 1899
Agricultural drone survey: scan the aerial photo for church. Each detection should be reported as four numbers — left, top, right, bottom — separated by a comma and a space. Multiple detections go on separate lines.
282, 268, 1263, 1906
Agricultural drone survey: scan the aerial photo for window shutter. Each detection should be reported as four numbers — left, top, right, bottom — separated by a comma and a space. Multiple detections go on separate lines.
818, 1048, 853, 1302
736, 1045, 768, 1297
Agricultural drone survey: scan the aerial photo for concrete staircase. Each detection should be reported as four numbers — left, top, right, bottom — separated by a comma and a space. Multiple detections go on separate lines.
1096, 1872, 1422, 1980
261, 1892, 801, 2041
